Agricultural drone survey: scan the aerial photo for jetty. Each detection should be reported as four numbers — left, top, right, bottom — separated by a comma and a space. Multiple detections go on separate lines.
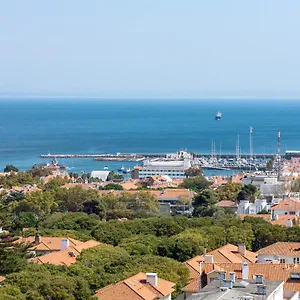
39, 152, 275, 160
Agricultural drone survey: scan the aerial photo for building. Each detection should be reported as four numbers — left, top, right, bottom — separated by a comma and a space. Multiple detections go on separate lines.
242, 175, 285, 201
184, 262, 300, 299
215, 200, 238, 213
95, 272, 175, 300
237, 199, 268, 216
183, 244, 257, 298
33, 158, 68, 176
186, 277, 288, 300
270, 198, 300, 218
257, 242, 300, 264
16, 235, 83, 256
30, 240, 101, 266
133, 159, 191, 179
90, 170, 110, 182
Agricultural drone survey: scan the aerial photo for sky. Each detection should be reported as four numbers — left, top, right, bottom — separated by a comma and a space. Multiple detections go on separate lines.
1, 0, 300, 98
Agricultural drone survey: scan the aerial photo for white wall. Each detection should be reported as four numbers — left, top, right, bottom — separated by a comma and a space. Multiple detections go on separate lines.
257, 254, 298, 264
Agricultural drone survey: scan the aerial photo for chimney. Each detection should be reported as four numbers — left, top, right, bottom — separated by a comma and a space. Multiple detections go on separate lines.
146, 273, 158, 287
229, 272, 236, 283
203, 248, 207, 256
61, 238, 69, 250
255, 275, 264, 284
35, 234, 41, 245
223, 279, 233, 289
242, 261, 249, 280
286, 219, 293, 227
204, 255, 214, 264
238, 243, 246, 256
199, 262, 203, 289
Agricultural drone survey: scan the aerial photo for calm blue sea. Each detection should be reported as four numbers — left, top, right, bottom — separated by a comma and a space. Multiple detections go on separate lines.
0, 98, 299, 176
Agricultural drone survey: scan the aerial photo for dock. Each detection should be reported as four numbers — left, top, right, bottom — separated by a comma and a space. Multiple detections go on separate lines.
39, 152, 275, 160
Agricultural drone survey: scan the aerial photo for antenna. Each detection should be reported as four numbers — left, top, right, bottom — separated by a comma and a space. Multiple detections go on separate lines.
249, 126, 253, 160
211, 139, 216, 160
277, 130, 281, 179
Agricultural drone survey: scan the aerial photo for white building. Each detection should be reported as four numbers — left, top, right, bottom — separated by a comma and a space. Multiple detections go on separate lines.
237, 199, 268, 216
270, 198, 300, 218
137, 159, 191, 179
257, 242, 300, 264
90, 171, 110, 182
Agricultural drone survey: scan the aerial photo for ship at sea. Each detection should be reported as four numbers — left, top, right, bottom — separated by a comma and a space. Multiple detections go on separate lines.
215, 111, 222, 120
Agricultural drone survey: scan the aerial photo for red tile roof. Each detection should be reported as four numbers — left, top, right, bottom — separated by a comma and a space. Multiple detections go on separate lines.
271, 198, 300, 211
95, 272, 175, 300
30, 240, 101, 266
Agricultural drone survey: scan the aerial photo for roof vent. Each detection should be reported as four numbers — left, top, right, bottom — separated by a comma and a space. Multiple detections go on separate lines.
256, 285, 267, 295
290, 272, 300, 279
68, 251, 76, 257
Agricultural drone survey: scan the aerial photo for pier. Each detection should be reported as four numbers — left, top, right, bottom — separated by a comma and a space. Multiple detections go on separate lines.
39, 152, 276, 160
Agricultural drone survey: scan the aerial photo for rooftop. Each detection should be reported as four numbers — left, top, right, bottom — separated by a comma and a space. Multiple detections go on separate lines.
95, 272, 175, 300
257, 242, 300, 257
16, 236, 83, 252
30, 240, 101, 266
186, 279, 283, 300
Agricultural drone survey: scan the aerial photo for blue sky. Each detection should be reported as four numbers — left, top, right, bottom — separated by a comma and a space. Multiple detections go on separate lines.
1, 1, 300, 98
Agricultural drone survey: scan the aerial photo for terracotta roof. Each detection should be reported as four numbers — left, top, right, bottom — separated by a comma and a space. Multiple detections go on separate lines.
16, 236, 82, 252
216, 200, 237, 208
95, 272, 175, 300
184, 244, 257, 279
120, 182, 139, 190
30, 240, 101, 266
257, 242, 300, 257
212, 263, 300, 292
271, 215, 298, 226
0, 276, 6, 282
62, 183, 95, 190
271, 198, 300, 211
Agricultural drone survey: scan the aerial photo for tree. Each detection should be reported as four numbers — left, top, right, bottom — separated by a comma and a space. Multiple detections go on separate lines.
217, 182, 242, 201
0, 233, 28, 274
180, 176, 211, 192
4, 165, 19, 173
266, 156, 274, 171
237, 184, 257, 203
184, 167, 203, 178
17, 190, 57, 218
106, 171, 124, 182
101, 183, 123, 190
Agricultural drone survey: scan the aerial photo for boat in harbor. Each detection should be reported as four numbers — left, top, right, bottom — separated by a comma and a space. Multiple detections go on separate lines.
215, 111, 222, 120
123, 168, 131, 174
118, 166, 125, 172
103, 166, 108, 170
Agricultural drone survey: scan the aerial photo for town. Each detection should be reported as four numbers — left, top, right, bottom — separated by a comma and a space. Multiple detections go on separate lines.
1, 147, 300, 299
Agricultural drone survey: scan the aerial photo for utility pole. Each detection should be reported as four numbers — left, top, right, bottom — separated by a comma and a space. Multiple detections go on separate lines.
277, 130, 281, 180
236, 135, 240, 161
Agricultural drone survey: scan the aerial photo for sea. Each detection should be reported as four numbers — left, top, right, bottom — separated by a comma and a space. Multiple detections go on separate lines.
0, 98, 299, 177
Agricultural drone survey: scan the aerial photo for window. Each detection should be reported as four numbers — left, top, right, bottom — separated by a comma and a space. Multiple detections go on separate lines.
280, 259, 286, 263
290, 211, 296, 215
293, 257, 300, 264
